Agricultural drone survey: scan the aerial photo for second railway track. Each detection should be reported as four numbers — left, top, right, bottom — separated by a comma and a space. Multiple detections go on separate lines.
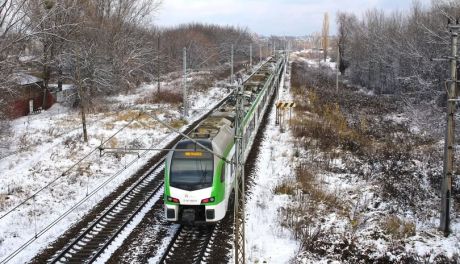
32, 60, 274, 264
44, 92, 235, 263
50, 163, 166, 263
159, 224, 218, 264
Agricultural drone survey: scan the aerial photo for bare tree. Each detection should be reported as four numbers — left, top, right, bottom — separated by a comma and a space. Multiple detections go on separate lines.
60, 0, 161, 142
0, 0, 30, 119
336, 1, 460, 97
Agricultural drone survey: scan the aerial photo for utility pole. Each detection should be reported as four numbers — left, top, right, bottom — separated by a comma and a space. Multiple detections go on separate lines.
249, 44, 252, 67
259, 45, 262, 63
182, 47, 188, 118
157, 35, 161, 94
440, 19, 459, 237
336, 44, 340, 93
231, 44, 234, 84
76, 49, 88, 142
234, 84, 246, 264
285, 42, 289, 75
322, 12, 330, 61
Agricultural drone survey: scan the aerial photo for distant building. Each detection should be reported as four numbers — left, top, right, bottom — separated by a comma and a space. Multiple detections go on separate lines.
7, 73, 55, 118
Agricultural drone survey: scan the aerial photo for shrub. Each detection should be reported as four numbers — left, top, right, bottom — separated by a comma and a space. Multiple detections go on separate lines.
383, 215, 416, 239
136, 90, 182, 105
0, 194, 10, 210
169, 119, 188, 129
273, 180, 296, 195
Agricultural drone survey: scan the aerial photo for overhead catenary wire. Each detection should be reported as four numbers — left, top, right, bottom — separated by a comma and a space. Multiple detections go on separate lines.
0, 149, 155, 264
140, 111, 233, 164
1, 43, 271, 263
0, 88, 238, 263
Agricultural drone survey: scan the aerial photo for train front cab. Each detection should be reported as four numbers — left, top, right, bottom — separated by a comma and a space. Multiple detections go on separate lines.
164, 140, 228, 224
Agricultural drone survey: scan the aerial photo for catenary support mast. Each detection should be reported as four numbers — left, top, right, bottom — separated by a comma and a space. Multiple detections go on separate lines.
440, 19, 459, 237
182, 47, 188, 118
234, 84, 246, 264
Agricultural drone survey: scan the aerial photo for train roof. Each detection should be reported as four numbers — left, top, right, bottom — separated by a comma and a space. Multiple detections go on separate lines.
188, 55, 283, 142
190, 109, 235, 140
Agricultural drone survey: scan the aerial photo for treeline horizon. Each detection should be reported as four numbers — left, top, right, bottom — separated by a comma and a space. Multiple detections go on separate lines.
336, 0, 460, 102
0, 0, 286, 122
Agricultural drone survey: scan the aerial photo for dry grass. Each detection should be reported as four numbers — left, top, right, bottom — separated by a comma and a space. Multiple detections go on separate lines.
169, 119, 188, 129
109, 110, 159, 129
115, 110, 141, 122
382, 215, 416, 239
108, 137, 119, 149
18, 133, 31, 151
292, 90, 373, 156
135, 90, 182, 105
191, 75, 215, 92
0, 194, 10, 210
296, 164, 344, 210
273, 180, 296, 195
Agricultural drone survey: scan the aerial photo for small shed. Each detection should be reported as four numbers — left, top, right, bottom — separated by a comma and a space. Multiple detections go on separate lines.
8, 73, 55, 118
50, 83, 77, 107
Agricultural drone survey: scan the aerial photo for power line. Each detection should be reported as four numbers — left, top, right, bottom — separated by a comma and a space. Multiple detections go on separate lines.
1, 146, 158, 264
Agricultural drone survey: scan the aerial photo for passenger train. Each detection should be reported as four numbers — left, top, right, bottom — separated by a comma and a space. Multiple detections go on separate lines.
164, 53, 286, 224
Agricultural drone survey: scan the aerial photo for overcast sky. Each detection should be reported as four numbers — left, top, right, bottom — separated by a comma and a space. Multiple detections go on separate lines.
155, 0, 432, 36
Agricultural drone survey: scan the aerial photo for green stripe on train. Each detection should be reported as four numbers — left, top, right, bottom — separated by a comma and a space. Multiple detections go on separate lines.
164, 160, 175, 205
208, 140, 234, 205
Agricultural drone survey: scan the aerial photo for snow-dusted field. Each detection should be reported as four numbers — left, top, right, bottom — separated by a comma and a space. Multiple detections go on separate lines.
244, 71, 299, 263
284, 50, 460, 263
2, 51, 457, 263
235, 50, 460, 263
0, 75, 229, 263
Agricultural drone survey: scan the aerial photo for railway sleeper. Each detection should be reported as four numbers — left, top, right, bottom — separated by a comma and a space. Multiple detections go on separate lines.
94, 228, 117, 237
67, 253, 93, 261
104, 219, 125, 226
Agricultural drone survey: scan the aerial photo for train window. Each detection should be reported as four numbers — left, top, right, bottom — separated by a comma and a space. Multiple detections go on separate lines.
170, 139, 214, 191
170, 158, 213, 191
221, 162, 225, 182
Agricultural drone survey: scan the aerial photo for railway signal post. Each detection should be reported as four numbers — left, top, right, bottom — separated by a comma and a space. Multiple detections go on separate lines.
440, 19, 459, 237
234, 84, 246, 264
275, 102, 296, 129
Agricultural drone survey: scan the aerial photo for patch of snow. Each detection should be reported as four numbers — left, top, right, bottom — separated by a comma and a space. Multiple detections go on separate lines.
242, 67, 298, 264
13, 73, 42, 86
0, 70, 230, 263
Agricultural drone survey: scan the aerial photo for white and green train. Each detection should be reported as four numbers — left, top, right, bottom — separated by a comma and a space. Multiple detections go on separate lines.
164, 54, 286, 224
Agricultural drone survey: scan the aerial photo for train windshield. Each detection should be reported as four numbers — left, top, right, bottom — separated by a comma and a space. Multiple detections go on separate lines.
170, 140, 214, 191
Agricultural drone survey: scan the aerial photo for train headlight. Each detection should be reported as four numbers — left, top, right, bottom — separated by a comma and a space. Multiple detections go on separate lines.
167, 196, 180, 203
201, 197, 215, 204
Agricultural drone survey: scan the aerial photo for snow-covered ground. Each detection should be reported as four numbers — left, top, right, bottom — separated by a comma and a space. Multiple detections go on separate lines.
243, 63, 299, 263
0, 72, 230, 263
284, 50, 460, 263
233, 49, 460, 263
290, 49, 337, 70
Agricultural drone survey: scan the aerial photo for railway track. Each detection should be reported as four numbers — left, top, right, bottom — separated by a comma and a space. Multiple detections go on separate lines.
159, 224, 218, 264
35, 62, 271, 264
49, 163, 165, 263
46, 97, 232, 263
